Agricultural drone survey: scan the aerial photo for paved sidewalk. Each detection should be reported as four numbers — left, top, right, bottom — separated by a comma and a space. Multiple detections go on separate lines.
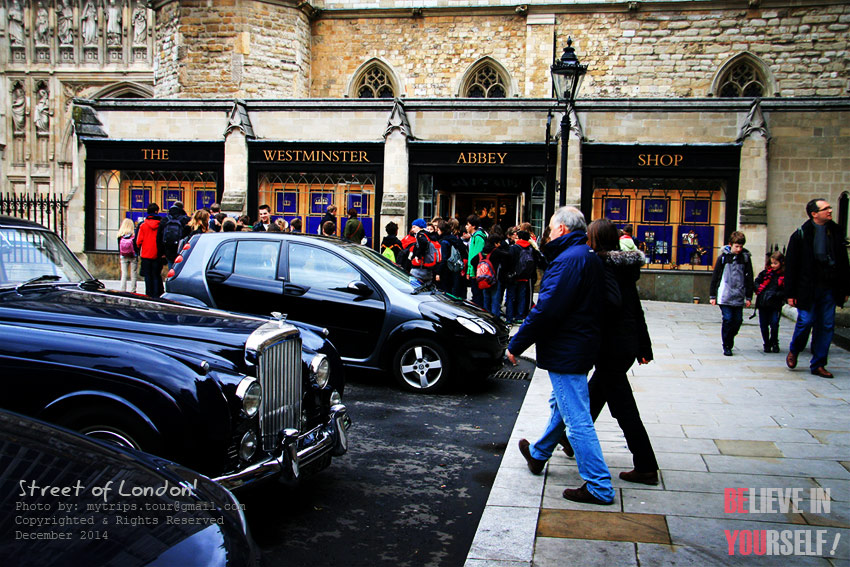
466, 301, 850, 567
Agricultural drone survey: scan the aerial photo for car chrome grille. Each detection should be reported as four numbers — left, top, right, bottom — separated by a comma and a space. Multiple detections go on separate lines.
256, 336, 302, 452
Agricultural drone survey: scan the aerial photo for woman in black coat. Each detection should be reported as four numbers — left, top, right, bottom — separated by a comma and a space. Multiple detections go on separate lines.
562, 218, 659, 485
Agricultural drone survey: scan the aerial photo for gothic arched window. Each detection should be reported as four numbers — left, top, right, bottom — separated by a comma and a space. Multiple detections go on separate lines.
463, 62, 508, 98
714, 55, 771, 97
355, 66, 395, 99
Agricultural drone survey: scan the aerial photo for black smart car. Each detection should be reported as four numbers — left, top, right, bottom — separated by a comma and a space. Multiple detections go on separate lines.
163, 232, 509, 393
0, 216, 350, 491
0, 409, 259, 566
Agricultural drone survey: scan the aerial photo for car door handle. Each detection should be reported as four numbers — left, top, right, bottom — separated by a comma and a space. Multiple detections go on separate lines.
284, 283, 309, 296
206, 271, 229, 284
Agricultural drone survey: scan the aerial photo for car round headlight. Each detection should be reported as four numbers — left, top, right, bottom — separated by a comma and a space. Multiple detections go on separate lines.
310, 354, 330, 388
236, 378, 262, 418
239, 430, 257, 461
457, 316, 484, 334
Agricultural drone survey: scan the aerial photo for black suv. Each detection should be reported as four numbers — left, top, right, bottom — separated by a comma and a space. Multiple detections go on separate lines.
163, 232, 509, 393
0, 216, 350, 490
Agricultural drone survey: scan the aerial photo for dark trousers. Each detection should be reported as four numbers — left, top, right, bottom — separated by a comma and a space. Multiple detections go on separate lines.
719, 305, 744, 349
758, 306, 781, 348
587, 356, 659, 473
790, 289, 836, 370
140, 257, 163, 298
470, 280, 484, 307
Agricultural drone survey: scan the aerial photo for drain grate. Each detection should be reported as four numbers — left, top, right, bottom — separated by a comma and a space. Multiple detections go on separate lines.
490, 369, 531, 381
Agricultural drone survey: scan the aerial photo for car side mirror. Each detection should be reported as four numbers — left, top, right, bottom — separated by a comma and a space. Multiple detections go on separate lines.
346, 281, 372, 296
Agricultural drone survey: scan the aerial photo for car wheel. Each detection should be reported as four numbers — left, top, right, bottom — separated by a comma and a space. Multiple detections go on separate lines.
66, 409, 159, 453
393, 338, 450, 393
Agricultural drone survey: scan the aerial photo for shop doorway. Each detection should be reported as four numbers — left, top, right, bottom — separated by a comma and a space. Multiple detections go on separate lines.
437, 192, 522, 233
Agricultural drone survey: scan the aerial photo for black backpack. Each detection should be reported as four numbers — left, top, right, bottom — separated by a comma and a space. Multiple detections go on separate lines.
161, 216, 183, 249
511, 246, 536, 281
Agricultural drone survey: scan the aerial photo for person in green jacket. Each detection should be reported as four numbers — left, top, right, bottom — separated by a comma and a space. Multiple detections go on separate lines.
465, 214, 488, 307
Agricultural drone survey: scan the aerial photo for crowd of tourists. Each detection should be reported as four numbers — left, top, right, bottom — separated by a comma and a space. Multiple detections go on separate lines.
380, 214, 543, 324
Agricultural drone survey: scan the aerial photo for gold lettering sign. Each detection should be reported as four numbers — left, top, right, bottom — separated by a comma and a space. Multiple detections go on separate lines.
456, 152, 508, 165
262, 149, 370, 163
637, 154, 683, 167
142, 149, 169, 160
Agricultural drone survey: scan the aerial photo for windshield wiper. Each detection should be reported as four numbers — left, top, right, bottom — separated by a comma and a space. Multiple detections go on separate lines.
412, 281, 437, 295
15, 274, 62, 293
79, 278, 105, 291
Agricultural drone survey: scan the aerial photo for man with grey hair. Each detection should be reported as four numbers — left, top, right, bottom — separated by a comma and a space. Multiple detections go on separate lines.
507, 206, 615, 505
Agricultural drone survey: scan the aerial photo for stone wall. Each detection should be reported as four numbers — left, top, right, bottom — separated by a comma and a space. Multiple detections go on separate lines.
310, 14, 531, 98
309, 3, 849, 99
154, 0, 311, 98
765, 110, 850, 251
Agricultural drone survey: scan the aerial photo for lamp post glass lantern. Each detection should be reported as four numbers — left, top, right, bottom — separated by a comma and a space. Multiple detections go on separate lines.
551, 37, 588, 207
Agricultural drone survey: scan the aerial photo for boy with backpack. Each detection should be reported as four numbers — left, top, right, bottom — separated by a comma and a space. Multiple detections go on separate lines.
709, 231, 754, 356
506, 230, 538, 324
465, 214, 488, 307
408, 220, 443, 284
381, 221, 404, 263
478, 234, 511, 319
435, 219, 467, 295
158, 201, 190, 269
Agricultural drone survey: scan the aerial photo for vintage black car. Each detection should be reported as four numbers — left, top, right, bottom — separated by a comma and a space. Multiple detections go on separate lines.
0, 409, 259, 566
0, 216, 350, 491
163, 232, 509, 393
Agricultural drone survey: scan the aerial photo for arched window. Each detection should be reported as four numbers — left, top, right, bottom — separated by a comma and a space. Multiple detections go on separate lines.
354, 65, 396, 99
713, 54, 772, 98
462, 60, 509, 98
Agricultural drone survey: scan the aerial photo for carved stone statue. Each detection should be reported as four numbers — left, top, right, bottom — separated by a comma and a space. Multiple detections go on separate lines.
132, 2, 147, 45
82, 0, 98, 46
11, 83, 26, 134
35, 86, 50, 134
8, 0, 25, 47
57, 0, 75, 45
35, 2, 50, 46
106, 0, 123, 46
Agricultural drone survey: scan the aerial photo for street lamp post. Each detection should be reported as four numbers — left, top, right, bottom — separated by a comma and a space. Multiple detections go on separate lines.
550, 37, 588, 208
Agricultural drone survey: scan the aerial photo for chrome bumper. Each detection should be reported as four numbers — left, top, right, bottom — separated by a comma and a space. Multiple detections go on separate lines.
214, 404, 351, 491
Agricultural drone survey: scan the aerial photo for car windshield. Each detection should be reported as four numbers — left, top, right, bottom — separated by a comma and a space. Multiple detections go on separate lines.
341, 245, 426, 293
0, 227, 91, 287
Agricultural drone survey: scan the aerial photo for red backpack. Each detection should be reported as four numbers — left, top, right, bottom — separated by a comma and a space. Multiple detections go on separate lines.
475, 252, 497, 289
411, 236, 442, 268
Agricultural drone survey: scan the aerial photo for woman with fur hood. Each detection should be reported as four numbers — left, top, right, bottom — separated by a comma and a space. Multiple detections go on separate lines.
561, 219, 659, 485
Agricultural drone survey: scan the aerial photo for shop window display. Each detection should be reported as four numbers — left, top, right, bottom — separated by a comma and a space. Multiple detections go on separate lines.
258, 172, 376, 246
95, 169, 218, 251
592, 183, 725, 270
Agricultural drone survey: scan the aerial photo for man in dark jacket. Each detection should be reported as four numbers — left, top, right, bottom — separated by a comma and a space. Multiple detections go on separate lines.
506, 206, 615, 506
158, 201, 190, 269
785, 198, 850, 378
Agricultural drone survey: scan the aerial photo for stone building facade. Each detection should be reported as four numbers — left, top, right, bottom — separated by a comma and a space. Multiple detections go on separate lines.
2, 0, 849, 302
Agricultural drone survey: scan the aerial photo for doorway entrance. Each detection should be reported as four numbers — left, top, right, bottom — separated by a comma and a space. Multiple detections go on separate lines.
436, 192, 522, 234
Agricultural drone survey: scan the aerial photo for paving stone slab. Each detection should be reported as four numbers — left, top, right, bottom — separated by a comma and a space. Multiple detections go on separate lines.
703, 455, 850, 479
637, 542, 833, 567
533, 537, 637, 567
537, 508, 670, 544
466, 505, 539, 564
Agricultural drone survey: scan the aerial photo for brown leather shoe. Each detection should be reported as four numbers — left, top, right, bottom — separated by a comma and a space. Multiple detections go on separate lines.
811, 367, 834, 378
518, 438, 546, 475
786, 351, 797, 369
562, 483, 614, 505
619, 469, 659, 485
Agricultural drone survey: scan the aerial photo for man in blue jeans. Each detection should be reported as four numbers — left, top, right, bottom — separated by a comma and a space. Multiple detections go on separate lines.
784, 199, 850, 378
506, 206, 615, 505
